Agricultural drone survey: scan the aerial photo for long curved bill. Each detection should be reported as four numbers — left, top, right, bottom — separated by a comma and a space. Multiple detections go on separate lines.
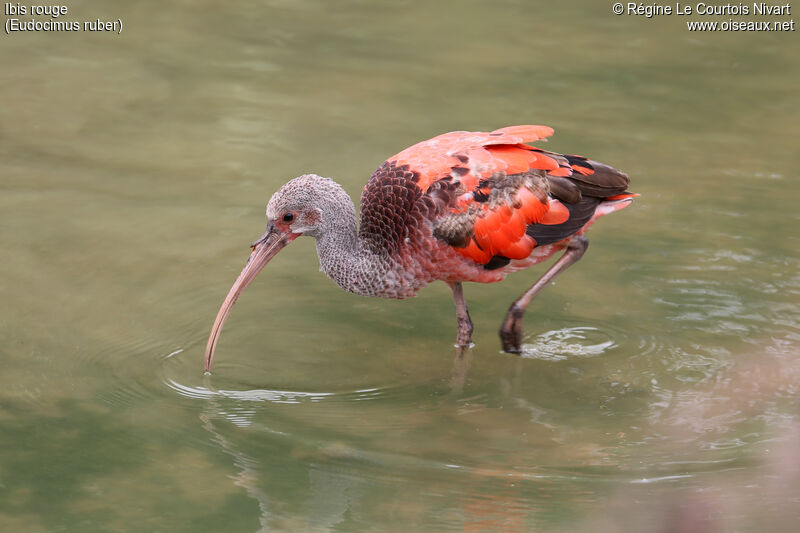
204, 225, 298, 372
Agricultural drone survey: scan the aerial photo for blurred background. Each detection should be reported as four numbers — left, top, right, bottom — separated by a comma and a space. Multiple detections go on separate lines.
1, 1, 798, 531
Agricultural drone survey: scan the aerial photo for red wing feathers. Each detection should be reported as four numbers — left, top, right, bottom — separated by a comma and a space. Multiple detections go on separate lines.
363, 125, 633, 267
389, 125, 554, 192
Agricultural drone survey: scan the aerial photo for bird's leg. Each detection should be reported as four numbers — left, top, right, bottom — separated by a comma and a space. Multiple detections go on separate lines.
500, 236, 589, 353
448, 282, 474, 348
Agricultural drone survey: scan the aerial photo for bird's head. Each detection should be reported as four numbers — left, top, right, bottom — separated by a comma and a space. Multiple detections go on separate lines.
265, 174, 351, 238
204, 174, 351, 372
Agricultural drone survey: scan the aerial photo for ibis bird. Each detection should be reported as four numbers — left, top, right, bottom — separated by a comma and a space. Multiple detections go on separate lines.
204, 125, 636, 371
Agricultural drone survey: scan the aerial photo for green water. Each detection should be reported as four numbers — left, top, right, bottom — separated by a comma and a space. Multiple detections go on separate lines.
2, 1, 799, 531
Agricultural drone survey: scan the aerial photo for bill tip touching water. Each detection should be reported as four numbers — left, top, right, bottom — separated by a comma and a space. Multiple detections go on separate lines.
203, 125, 637, 372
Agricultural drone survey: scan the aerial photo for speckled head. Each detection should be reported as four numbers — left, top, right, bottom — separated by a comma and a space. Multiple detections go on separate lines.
266, 174, 355, 238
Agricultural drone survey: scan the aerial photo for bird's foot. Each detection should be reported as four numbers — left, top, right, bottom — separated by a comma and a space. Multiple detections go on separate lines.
499, 305, 524, 354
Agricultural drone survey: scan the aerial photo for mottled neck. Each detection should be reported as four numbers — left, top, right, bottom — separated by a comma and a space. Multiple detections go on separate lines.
313, 198, 393, 297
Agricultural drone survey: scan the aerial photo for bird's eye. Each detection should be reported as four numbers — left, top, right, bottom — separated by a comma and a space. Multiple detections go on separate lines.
282, 212, 294, 223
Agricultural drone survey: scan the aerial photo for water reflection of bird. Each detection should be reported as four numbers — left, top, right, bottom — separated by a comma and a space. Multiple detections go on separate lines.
204, 125, 636, 371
